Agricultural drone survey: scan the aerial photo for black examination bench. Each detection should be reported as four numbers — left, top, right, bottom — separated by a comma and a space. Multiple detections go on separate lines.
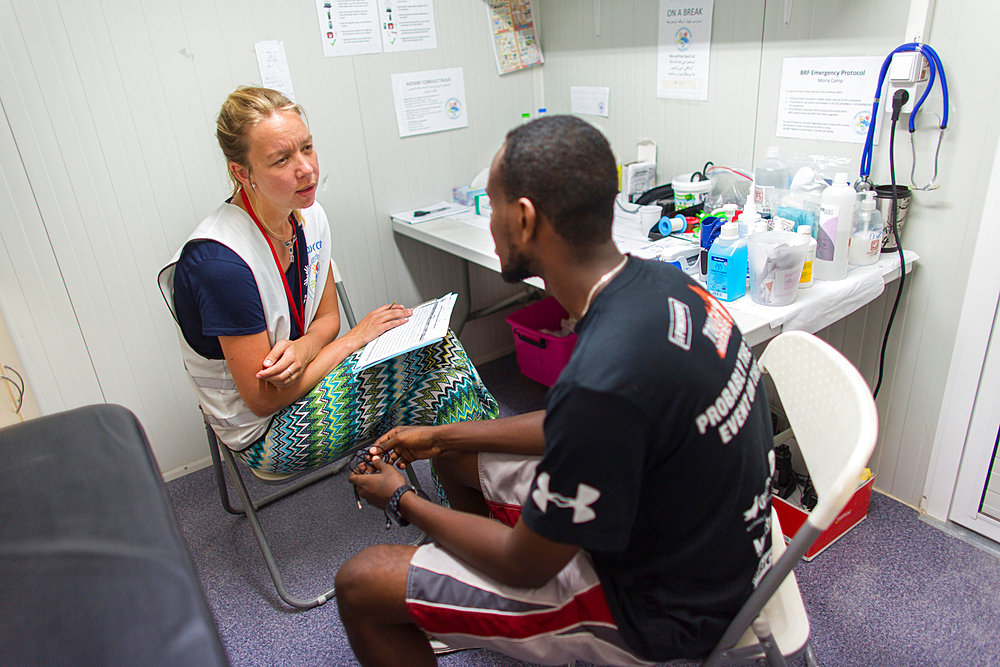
0, 404, 228, 667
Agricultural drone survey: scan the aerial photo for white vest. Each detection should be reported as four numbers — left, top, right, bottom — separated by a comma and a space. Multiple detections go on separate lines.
158, 201, 333, 449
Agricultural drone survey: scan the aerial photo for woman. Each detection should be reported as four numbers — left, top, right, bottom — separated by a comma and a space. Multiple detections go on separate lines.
158, 86, 497, 477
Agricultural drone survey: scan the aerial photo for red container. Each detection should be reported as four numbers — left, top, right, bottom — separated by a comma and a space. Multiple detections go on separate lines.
773, 475, 875, 561
505, 297, 577, 387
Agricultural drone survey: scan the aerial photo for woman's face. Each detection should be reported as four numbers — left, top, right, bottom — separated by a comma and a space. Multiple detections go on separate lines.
239, 110, 319, 213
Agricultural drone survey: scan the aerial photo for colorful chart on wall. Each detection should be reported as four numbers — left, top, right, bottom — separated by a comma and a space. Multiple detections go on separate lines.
487, 0, 544, 75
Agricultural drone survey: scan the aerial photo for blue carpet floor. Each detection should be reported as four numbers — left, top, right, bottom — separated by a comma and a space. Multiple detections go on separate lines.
166, 353, 1000, 667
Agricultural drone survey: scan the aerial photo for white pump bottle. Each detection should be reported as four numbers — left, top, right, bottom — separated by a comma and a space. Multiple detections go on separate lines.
813, 172, 856, 281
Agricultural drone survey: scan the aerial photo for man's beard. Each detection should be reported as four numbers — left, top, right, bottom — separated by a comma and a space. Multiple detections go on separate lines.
500, 243, 536, 283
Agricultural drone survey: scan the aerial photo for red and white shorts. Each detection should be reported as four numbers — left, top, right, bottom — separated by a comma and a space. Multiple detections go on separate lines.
405, 452, 654, 666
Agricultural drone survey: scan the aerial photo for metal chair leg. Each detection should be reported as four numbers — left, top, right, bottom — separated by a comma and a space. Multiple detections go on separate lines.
206, 419, 429, 608
219, 444, 335, 609
804, 639, 819, 667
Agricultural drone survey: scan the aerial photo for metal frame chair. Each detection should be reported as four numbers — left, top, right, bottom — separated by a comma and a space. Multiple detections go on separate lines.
204, 262, 424, 610
700, 331, 879, 667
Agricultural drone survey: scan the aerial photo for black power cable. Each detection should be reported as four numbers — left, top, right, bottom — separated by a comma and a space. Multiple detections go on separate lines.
872, 90, 910, 399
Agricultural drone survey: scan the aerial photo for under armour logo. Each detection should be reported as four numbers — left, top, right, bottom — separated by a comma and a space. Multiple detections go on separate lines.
531, 472, 600, 524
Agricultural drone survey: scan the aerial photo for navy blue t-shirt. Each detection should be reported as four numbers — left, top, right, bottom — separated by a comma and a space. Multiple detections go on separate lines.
521, 257, 773, 661
172, 226, 306, 359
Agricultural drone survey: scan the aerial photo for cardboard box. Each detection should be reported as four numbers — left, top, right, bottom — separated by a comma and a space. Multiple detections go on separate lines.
773, 474, 875, 561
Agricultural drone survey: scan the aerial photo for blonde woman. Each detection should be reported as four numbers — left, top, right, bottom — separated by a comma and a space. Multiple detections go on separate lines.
159, 86, 497, 477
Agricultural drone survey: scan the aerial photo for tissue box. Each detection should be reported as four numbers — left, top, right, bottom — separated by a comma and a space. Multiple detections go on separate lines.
475, 193, 492, 217
621, 161, 656, 203
453, 185, 486, 207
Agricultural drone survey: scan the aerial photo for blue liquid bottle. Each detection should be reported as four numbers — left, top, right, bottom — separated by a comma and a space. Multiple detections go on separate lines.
707, 220, 747, 302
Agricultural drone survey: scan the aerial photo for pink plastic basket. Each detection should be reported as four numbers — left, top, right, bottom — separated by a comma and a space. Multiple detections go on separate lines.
505, 297, 577, 387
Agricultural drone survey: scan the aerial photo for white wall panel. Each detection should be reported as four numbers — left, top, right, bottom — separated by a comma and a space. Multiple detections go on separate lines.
537, 0, 763, 182
0, 0, 538, 475
1, 0, 997, 502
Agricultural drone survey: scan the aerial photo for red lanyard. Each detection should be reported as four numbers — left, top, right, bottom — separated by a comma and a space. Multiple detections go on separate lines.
239, 188, 305, 334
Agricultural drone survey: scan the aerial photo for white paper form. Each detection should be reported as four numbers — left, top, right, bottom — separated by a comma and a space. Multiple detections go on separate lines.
656, 0, 714, 101
379, 0, 437, 52
355, 293, 457, 371
392, 202, 471, 224
570, 86, 610, 117
317, 0, 382, 57
776, 56, 884, 144
391, 67, 469, 138
255, 41, 295, 102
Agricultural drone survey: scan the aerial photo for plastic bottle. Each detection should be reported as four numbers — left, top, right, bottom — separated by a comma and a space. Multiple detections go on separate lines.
753, 146, 790, 216
849, 191, 883, 266
738, 197, 761, 239
723, 203, 739, 222
797, 225, 817, 289
813, 172, 856, 281
707, 220, 747, 302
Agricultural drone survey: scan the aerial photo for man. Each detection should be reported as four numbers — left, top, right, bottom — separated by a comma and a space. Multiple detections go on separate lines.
338, 115, 774, 666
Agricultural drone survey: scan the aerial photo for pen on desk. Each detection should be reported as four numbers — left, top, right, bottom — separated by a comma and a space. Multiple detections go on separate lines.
413, 206, 449, 217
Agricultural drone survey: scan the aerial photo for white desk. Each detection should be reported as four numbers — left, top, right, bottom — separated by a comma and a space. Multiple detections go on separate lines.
392, 213, 917, 347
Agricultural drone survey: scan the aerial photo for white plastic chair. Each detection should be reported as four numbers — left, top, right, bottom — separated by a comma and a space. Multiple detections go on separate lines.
700, 330, 879, 667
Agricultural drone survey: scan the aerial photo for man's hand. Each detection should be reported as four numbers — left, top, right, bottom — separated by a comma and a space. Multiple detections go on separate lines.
349, 457, 407, 510
374, 425, 446, 469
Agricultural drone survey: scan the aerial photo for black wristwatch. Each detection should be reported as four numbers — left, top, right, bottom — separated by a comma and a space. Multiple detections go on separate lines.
384, 484, 428, 528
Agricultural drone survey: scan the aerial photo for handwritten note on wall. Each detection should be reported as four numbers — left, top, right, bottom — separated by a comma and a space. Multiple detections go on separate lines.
656, 0, 714, 101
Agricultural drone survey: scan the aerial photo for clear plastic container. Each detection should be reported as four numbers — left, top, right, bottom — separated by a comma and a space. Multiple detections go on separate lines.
753, 146, 790, 215
849, 191, 883, 266
747, 231, 811, 306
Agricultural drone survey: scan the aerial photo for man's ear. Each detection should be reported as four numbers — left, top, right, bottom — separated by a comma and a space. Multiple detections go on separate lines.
516, 197, 539, 243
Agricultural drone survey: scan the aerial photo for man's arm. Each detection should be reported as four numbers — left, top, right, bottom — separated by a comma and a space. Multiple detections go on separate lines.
356, 458, 578, 588
376, 410, 547, 463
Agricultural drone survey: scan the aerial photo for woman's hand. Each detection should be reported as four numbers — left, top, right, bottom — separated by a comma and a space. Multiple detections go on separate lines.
375, 425, 446, 469
256, 338, 312, 388
347, 303, 412, 350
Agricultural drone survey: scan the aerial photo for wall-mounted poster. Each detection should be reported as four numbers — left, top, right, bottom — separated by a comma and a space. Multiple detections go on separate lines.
488, 0, 543, 75
391, 67, 469, 138
656, 0, 714, 101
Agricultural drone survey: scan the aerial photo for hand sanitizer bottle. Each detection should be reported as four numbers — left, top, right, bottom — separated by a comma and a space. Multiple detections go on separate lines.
707, 220, 747, 302
849, 191, 883, 266
814, 172, 856, 281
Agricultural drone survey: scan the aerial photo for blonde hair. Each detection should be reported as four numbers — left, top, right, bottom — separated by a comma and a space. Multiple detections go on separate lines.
216, 86, 306, 197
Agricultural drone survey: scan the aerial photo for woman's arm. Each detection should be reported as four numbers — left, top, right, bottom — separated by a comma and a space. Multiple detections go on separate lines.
254, 265, 341, 387
221, 266, 412, 416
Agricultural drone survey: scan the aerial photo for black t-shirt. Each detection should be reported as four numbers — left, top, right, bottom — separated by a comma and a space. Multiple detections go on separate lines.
172, 228, 306, 359
520, 257, 774, 662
